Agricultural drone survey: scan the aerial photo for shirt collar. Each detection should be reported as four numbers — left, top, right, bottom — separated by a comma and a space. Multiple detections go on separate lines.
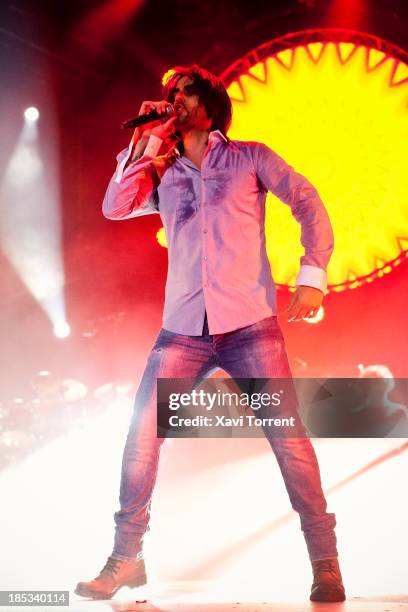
209, 129, 228, 143
172, 129, 228, 158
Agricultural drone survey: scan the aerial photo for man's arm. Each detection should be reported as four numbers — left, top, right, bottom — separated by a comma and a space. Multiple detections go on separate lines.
254, 142, 334, 291
102, 101, 177, 220
102, 142, 162, 220
253, 142, 334, 320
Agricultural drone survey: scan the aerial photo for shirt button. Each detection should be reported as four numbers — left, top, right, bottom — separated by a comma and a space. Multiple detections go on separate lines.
204, 256, 208, 260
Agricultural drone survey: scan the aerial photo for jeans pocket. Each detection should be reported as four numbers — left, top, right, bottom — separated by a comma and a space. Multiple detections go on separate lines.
250, 315, 282, 337
152, 328, 176, 352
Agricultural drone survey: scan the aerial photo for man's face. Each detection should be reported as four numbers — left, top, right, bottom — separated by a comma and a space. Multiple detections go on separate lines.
170, 75, 212, 132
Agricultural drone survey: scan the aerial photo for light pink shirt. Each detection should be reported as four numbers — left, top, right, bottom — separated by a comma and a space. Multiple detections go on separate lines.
102, 131, 334, 335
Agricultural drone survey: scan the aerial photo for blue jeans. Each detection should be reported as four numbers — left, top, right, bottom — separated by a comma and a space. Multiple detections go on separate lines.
112, 315, 338, 562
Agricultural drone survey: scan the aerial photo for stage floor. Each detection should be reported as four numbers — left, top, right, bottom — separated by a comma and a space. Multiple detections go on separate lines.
73, 586, 408, 612
1, 405, 407, 612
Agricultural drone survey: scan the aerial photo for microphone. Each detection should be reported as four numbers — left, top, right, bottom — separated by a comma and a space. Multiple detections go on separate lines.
121, 104, 174, 129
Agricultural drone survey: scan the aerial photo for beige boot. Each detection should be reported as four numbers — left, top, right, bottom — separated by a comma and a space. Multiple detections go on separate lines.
75, 556, 146, 600
310, 557, 346, 602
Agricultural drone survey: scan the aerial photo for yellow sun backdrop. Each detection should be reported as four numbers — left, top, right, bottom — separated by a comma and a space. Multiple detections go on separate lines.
157, 36, 408, 291
225, 40, 408, 291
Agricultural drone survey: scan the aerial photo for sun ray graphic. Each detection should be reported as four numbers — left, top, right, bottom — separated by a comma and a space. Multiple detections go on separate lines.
226, 38, 408, 291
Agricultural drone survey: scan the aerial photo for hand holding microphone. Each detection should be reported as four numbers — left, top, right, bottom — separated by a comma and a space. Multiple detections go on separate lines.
124, 100, 177, 144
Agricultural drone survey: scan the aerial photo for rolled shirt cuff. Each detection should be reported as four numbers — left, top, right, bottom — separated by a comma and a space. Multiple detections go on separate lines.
144, 134, 163, 158
114, 135, 164, 184
114, 146, 132, 184
295, 264, 328, 294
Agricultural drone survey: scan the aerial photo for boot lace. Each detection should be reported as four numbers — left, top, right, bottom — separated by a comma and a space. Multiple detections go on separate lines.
100, 557, 122, 578
313, 559, 341, 585
315, 559, 337, 574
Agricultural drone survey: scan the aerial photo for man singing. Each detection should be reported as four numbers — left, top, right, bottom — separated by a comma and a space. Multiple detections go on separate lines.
75, 65, 345, 603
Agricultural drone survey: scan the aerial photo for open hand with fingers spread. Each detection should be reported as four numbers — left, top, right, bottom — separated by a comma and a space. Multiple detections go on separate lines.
286, 286, 323, 322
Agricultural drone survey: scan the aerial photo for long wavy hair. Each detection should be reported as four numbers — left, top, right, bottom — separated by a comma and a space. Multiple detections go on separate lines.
162, 64, 232, 138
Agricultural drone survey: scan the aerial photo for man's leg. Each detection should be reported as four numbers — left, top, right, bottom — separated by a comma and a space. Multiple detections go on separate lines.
113, 326, 215, 560
76, 324, 215, 598
216, 316, 345, 601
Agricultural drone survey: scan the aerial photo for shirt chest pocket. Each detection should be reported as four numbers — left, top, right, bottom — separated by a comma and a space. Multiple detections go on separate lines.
203, 165, 258, 199
202, 170, 233, 202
